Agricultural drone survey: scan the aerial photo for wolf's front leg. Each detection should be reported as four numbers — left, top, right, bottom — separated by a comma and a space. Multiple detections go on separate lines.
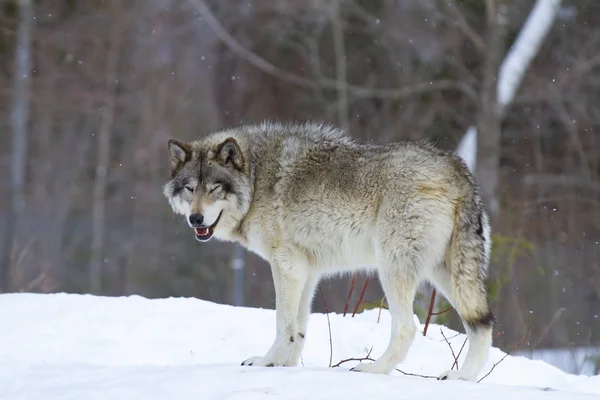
284, 273, 318, 366
242, 255, 307, 367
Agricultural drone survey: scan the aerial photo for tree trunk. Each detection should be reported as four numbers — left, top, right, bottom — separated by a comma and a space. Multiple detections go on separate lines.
331, 0, 349, 134
89, 0, 122, 294
475, 0, 562, 219
476, 0, 507, 219
1, 0, 35, 293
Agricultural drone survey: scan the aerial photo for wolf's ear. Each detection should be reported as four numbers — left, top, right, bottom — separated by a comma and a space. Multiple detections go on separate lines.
215, 137, 244, 170
168, 139, 191, 177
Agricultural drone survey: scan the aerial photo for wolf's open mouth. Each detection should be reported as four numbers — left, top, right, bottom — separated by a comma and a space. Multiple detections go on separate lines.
194, 211, 222, 242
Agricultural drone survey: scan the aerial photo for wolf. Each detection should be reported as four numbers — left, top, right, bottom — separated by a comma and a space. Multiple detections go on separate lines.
163, 121, 494, 381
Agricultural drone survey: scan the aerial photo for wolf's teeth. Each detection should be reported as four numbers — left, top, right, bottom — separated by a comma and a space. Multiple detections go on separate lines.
195, 227, 210, 236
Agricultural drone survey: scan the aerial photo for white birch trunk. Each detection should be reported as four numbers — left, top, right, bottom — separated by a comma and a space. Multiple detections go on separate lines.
497, 0, 563, 112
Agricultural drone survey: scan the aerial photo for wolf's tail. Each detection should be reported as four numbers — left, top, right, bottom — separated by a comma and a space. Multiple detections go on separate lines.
437, 190, 494, 381
448, 191, 494, 329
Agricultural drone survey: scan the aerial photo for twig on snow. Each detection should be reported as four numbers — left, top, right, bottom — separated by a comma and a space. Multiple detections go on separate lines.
351, 276, 370, 317
452, 338, 468, 370
438, 332, 461, 342
331, 352, 438, 379
319, 284, 334, 367
343, 274, 356, 316
423, 288, 437, 335
331, 355, 375, 368
441, 328, 459, 370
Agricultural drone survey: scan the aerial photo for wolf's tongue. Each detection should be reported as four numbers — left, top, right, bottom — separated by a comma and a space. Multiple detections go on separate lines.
195, 227, 210, 237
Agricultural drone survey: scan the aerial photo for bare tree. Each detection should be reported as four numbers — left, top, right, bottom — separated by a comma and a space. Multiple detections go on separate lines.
1, 0, 35, 292
475, 0, 509, 219
330, 0, 349, 133
89, 0, 123, 294
474, 0, 562, 218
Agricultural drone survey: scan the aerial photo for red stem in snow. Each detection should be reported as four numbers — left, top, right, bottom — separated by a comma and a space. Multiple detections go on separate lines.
423, 288, 437, 336
351, 276, 370, 317
343, 274, 356, 316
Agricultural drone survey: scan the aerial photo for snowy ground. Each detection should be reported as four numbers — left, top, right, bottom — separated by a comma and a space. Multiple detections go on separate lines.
0, 294, 598, 399
515, 347, 600, 376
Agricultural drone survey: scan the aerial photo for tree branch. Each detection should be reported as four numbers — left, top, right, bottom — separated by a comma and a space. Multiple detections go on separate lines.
423, 288, 437, 336
441, 328, 459, 370
188, 0, 477, 102
332, 352, 438, 379
443, 0, 485, 52
319, 284, 334, 367
351, 276, 370, 317
343, 274, 356, 317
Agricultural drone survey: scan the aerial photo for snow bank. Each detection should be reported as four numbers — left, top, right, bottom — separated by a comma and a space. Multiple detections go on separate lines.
0, 293, 598, 399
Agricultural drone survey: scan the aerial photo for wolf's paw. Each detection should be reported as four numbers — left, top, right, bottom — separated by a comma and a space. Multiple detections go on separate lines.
241, 356, 284, 367
438, 370, 474, 381
350, 362, 391, 375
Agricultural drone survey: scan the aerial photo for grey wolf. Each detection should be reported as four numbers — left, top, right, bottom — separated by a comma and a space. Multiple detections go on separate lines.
163, 121, 493, 381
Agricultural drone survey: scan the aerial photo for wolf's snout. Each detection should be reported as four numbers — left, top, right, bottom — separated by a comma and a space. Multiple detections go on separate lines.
188, 213, 204, 227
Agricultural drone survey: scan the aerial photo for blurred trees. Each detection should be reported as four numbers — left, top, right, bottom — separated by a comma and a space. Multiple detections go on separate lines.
1, 0, 34, 292
0, 0, 598, 352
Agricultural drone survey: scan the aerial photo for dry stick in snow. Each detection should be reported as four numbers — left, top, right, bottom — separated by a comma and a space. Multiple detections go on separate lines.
425, 279, 498, 335
477, 327, 533, 383
351, 277, 370, 317
332, 353, 438, 379
440, 332, 461, 342
441, 329, 460, 370
423, 288, 437, 336
452, 338, 468, 370
343, 274, 356, 316
331, 346, 373, 368
319, 284, 333, 368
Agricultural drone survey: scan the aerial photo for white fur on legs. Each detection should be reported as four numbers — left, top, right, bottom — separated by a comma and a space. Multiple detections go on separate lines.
242, 257, 307, 367
439, 325, 492, 381
285, 274, 318, 366
352, 268, 418, 374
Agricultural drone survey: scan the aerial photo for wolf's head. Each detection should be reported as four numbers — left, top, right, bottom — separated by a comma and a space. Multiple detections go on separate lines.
163, 134, 252, 242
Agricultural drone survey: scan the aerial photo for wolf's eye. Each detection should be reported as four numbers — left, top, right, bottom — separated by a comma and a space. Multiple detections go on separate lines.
184, 185, 194, 193
209, 184, 222, 194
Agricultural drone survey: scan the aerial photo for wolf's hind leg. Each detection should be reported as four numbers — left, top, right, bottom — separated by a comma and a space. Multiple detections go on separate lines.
430, 268, 493, 381
351, 263, 418, 374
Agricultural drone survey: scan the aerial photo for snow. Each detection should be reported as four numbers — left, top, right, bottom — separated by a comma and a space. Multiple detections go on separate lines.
0, 293, 598, 399
516, 347, 600, 376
